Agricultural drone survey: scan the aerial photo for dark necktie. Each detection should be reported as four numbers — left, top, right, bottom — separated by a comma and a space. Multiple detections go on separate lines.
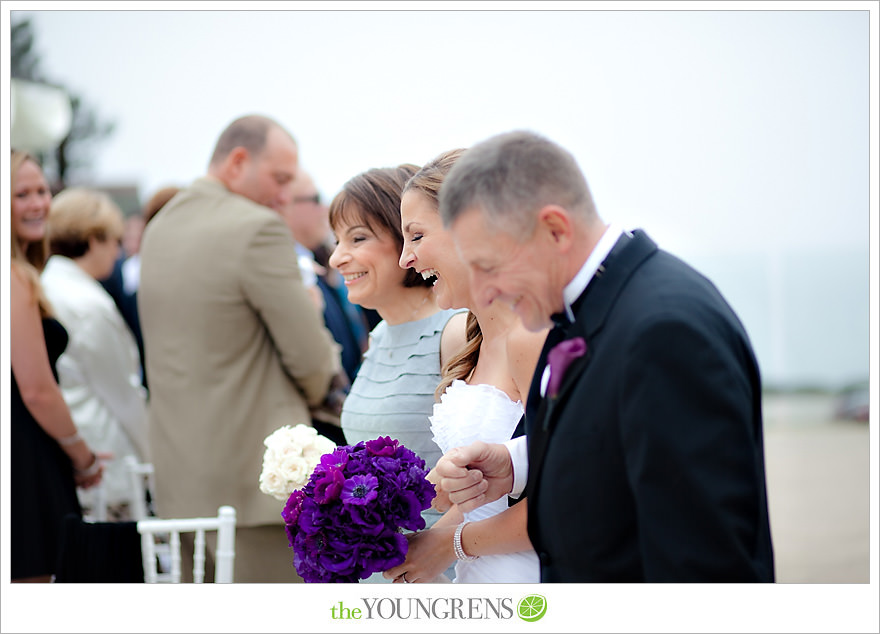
550, 310, 571, 329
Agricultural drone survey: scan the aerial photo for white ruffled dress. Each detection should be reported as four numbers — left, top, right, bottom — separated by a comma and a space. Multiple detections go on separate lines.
430, 379, 540, 583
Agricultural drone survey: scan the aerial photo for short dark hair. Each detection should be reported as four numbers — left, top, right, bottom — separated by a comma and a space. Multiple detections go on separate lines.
329, 164, 431, 288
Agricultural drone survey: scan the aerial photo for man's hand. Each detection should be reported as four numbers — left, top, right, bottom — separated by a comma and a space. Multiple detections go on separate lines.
433, 441, 513, 514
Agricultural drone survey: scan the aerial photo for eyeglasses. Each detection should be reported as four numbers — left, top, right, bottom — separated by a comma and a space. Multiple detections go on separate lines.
293, 193, 321, 205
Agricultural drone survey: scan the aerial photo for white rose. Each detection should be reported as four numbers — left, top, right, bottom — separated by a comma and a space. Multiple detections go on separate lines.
302, 435, 336, 461
264, 426, 291, 448
259, 469, 287, 501
259, 425, 338, 499
280, 455, 310, 490
289, 424, 318, 446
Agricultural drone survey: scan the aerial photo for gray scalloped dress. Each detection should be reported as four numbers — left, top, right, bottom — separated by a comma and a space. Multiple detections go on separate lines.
340, 308, 464, 582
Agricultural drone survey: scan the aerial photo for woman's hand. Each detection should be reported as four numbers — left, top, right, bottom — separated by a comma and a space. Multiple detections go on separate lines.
426, 467, 452, 512
72, 451, 111, 489
383, 525, 457, 583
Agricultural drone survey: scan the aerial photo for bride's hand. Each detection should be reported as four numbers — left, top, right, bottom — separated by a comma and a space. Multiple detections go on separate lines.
383, 526, 456, 584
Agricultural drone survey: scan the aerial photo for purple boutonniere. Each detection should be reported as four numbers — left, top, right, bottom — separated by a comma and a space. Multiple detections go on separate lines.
546, 336, 587, 398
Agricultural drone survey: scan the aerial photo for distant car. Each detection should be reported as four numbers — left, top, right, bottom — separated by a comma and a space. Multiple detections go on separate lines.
834, 384, 869, 422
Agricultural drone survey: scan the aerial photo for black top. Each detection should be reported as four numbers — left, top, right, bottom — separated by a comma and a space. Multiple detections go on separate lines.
10, 318, 83, 580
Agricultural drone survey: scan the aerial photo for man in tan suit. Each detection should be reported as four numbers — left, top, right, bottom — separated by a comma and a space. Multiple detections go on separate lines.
138, 114, 341, 582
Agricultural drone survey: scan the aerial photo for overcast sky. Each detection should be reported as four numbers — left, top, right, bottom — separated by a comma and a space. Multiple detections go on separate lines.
10, 5, 871, 259
9, 4, 873, 388
1, 2, 878, 631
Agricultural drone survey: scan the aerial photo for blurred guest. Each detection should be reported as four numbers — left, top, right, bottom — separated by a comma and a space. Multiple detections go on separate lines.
42, 188, 151, 521
328, 164, 468, 581
101, 187, 180, 390
99, 219, 138, 350
277, 169, 372, 445
142, 185, 181, 225
10, 150, 104, 582
120, 213, 145, 295
285, 171, 380, 336
138, 114, 341, 582
283, 172, 370, 363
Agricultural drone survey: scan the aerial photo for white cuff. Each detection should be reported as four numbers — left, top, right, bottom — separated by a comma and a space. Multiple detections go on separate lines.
503, 436, 529, 499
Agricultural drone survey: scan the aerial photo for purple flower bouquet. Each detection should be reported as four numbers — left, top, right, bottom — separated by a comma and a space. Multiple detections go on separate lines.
281, 436, 436, 582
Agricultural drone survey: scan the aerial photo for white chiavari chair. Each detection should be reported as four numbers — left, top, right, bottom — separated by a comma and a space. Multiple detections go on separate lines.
136, 505, 236, 583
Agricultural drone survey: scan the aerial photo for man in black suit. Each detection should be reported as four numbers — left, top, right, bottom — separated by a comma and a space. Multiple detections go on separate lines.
432, 130, 774, 582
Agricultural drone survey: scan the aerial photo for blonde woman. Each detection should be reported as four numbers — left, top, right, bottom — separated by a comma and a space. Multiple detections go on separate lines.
10, 151, 104, 582
42, 188, 151, 520
385, 149, 548, 583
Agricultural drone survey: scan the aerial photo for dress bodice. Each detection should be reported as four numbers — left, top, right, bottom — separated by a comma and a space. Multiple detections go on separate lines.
11, 317, 68, 401
430, 380, 524, 455
428, 379, 538, 583
43, 317, 69, 379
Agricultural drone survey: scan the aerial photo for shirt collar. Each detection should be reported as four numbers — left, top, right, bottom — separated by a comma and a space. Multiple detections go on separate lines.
562, 223, 624, 322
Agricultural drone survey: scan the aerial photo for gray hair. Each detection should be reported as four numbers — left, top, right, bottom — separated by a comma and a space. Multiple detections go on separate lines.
439, 130, 595, 240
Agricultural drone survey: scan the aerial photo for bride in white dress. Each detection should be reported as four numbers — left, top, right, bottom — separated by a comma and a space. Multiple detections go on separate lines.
383, 149, 548, 583
429, 379, 539, 582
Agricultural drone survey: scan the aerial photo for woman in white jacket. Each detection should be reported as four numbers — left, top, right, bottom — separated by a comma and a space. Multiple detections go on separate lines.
42, 188, 150, 520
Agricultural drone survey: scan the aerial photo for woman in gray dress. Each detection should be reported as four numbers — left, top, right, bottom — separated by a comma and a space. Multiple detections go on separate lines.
328, 165, 467, 582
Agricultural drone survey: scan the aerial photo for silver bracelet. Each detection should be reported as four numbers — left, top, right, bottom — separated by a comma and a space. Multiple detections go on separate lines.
57, 432, 83, 447
453, 521, 478, 561
75, 454, 101, 478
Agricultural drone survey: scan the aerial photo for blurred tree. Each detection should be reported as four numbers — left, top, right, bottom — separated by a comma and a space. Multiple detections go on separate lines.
10, 18, 44, 80
11, 17, 116, 192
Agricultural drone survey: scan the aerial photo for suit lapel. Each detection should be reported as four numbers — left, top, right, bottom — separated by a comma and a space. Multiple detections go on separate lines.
525, 230, 659, 497
525, 324, 567, 435
576, 230, 657, 339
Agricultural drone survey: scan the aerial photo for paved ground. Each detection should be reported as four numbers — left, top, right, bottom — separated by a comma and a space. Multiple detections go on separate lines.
762, 393, 872, 583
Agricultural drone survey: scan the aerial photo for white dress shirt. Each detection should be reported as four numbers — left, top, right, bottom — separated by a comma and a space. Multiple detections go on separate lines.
505, 224, 625, 498
42, 255, 150, 506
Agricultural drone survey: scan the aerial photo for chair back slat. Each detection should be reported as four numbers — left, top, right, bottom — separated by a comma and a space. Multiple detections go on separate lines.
136, 506, 236, 583
141, 530, 158, 583
215, 506, 237, 583
124, 456, 156, 521
193, 529, 206, 584
169, 530, 182, 583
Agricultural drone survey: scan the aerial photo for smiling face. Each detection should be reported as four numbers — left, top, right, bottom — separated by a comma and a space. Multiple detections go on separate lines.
450, 206, 564, 332
399, 190, 472, 310
328, 203, 409, 312
11, 158, 52, 249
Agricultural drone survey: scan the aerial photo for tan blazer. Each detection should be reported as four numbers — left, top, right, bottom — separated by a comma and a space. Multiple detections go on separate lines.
139, 177, 340, 526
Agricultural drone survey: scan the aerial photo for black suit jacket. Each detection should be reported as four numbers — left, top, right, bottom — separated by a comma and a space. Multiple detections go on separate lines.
523, 230, 774, 582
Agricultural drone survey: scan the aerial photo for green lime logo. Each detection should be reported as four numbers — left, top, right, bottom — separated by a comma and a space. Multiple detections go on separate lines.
517, 594, 547, 622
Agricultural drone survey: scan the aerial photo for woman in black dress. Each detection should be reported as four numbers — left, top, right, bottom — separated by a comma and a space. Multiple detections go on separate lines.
10, 150, 105, 582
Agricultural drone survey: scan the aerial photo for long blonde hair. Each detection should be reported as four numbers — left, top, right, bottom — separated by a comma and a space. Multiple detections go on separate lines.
10, 150, 53, 317
405, 149, 484, 400
435, 310, 482, 400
